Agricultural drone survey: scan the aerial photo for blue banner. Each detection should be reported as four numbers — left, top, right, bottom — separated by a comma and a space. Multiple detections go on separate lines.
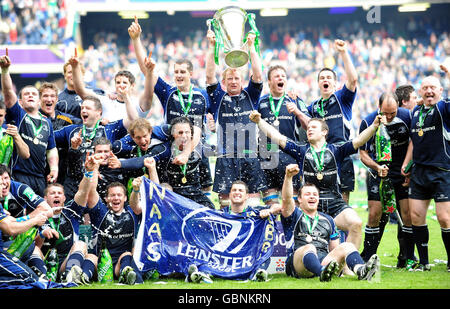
133, 178, 276, 280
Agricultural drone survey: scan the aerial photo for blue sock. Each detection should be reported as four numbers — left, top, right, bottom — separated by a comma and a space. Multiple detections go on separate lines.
81, 259, 96, 280
302, 251, 322, 276
28, 254, 47, 275
65, 251, 84, 271
119, 255, 132, 273
345, 251, 365, 272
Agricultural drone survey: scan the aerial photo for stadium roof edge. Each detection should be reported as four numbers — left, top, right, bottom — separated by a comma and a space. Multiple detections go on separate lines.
72, 0, 449, 13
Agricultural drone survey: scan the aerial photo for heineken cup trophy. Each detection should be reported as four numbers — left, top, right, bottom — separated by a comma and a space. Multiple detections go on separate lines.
207, 6, 260, 68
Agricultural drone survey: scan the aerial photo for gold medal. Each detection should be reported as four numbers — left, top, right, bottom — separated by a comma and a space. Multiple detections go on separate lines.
33, 137, 39, 145
181, 176, 187, 184
273, 119, 279, 126
316, 172, 323, 180
305, 235, 313, 243
418, 129, 424, 137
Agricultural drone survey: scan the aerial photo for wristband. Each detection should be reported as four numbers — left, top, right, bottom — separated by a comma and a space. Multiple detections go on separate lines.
15, 215, 30, 222
132, 188, 140, 193
84, 171, 94, 178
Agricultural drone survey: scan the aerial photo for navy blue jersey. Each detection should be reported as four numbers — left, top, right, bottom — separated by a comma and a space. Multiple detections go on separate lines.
258, 94, 307, 143
359, 108, 411, 175
118, 141, 171, 181
307, 85, 356, 143
56, 86, 104, 119
410, 99, 450, 170
40, 200, 86, 260
281, 207, 339, 259
0, 180, 44, 218
112, 126, 168, 158
207, 79, 263, 157
56, 88, 83, 119
283, 140, 356, 197
40, 109, 82, 131
54, 120, 128, 179
6, 102, 56, 177
88, 200, 141, 264
155, 77, 209, 129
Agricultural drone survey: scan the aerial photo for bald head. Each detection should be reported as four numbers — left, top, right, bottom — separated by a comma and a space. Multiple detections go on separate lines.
419, 76, 443, 106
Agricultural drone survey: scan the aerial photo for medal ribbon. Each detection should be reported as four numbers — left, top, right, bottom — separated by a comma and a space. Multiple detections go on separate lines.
82, 120, 100, 141
310, 143, 327, 173
303, 213, 319, 234
27, 113, 44, 139
177, 86, 193, 116
268, 94, 285, 121
418, 105, 434, 128
316, 98, 329, 118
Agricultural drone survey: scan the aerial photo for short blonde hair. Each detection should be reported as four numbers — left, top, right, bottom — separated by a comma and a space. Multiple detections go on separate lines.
222, 67, 243, 81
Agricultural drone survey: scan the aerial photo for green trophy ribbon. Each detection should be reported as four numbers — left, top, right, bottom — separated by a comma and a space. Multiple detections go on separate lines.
208, 18, 224, 65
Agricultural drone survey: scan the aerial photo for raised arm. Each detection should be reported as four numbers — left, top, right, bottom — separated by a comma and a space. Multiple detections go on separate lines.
128, 16, 148, 76
352, 114, 382, 150
281, 164, 299, 218
205, 29, 217, 85
120, 85, 140, 130
74, 152, 102, 208
0, 48, 17, 108
334, 39, 358, 92
129, 176, 143, 215
69, 52, 96, 100
249, 110, 287, 148
138, 52, 156, 115
247, 32, 263, 83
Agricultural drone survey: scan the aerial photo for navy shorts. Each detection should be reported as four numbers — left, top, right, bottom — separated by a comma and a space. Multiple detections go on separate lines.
261, 151, 300, 191
339, 156, 355, 193
199, 155, 213, 189
409, 164, 450, 202
213, 157, 268, 194
318, 195, 351, 218
366, 171, 409, 201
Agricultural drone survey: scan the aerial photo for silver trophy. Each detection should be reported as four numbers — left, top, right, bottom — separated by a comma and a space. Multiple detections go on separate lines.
208, 6, 250, 68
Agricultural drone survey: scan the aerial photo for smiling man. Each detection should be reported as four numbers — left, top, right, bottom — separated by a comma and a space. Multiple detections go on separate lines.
129, 19, 213, 198
280, 164, 380, 282
402, 66, 450, 272
205, 29, 266, 208
257, 65, 309, 206
54, 95, 135, 201
77, 152, 143, 285
305, 40, 358, 205
250, 111, 383, 252
0, 53, 59, 196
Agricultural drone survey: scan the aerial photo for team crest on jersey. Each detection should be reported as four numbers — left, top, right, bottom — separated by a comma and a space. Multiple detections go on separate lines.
182, 208, 254, 254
